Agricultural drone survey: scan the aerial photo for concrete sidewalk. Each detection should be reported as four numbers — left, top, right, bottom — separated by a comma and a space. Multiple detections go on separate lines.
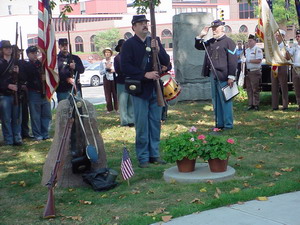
153, 191, 300, 225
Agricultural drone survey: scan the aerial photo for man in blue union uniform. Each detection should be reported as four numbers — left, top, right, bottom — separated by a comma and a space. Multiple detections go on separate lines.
195, 19, 237, 131
121, 15, 170, 168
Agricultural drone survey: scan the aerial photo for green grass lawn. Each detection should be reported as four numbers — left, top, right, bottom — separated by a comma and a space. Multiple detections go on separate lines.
0, 91, 300, 225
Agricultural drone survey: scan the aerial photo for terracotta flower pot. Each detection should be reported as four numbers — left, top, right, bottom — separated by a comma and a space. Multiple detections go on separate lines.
176, 157, 196, 172
208, 158, 228, 172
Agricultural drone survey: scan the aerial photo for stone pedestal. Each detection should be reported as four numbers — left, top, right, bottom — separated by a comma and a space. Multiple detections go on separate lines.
173, 12, 214, 101
164, 163, 236, 183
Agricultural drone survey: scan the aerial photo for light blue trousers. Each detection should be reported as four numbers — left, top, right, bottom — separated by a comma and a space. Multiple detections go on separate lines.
210, 75, 234, 129
116, 84, 134, 126
132, 90, 162, 163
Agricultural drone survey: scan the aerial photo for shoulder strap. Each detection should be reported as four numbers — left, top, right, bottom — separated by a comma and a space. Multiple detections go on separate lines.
140, 36, 151, 70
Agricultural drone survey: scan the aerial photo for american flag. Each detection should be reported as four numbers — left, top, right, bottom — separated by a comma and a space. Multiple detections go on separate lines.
38, 0, 59, 101
121, 147, 134, 180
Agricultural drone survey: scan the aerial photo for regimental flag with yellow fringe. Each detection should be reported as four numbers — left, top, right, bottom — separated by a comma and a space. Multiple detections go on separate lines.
256, 0, 291, 78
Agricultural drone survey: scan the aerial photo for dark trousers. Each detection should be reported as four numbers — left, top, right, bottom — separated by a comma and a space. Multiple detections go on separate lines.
103, 77, 118, 112
21, 93, 30, 137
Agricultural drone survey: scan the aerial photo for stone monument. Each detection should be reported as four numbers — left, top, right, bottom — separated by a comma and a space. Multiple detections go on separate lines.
173, 12, 214, 101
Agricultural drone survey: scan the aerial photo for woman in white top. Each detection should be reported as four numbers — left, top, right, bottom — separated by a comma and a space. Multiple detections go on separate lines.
99, 47, 118, 113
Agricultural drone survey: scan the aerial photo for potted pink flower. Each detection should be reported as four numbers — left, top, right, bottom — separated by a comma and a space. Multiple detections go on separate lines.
198, 134, 237, 172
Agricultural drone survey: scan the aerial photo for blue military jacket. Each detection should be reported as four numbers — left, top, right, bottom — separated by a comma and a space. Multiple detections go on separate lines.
121, 35, 170, 99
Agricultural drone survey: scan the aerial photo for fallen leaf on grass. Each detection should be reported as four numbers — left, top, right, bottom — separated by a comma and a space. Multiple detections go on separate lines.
147, 190, 155, 194
229, 188, 240, 194
79, 200, 92, 205
68, 189, 74, 192
19, 181, 26, 187
144, 208, 165, 216
190, 198, 205, 204
118, 195, 126, 199
295, 135, 300, 139
237, 201, 244, 205
131, 190, 140, 194
206, 180, 214, 185
112, 216, 120, 220
101, 194, 108, 198
255, 164, 263, 169
243, 182, 250, 187
162, 215, 172, 222
237, 156, 244, 160
256, 196, 268, 201
280, 167, 293, 172
10, 181, 17, 185
267, 183, 275, 187
216, 187, 222, 195
199, 188, 207, 192
65, 216, 83, 221
274, 171, 282, 176
176, 199, 182, 202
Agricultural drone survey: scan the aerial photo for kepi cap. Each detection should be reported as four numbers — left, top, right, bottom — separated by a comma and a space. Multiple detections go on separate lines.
248, 34, 256, 40
26, 46, 38, 54
115, 39, 125, 52
58, 38, 68, 45
210, 19, 225, 27
131, 15, 149, 25
0, 40, 12, 48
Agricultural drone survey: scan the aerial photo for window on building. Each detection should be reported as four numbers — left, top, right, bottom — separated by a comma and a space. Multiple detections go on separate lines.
8, 5, 12, 15
75, 36, 84, 52
27, 37, 38, 46
224, 25, 232, 34
161, 29, 173, 49
90, 35, 98, 52
239, 25, 248, 33
124, 32, 133, 40
239, 0, 257, 19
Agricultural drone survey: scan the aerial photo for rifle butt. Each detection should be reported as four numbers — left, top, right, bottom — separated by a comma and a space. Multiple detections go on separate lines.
43, 187, 55, 219
156, 80, 165, 107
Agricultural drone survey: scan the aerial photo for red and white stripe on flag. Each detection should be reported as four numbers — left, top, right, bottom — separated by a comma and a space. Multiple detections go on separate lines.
121, 147, 134, 180
38, 0, 59, 101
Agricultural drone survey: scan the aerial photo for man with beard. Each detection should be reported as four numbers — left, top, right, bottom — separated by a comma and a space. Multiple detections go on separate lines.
121, 15, 170, 168
56, 38, 84, 102
194, 19, 237, 131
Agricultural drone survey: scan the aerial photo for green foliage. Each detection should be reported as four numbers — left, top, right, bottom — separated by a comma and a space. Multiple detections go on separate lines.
198, 134, 237, 160
133, 0, 161, 14
227, 33, 248, 43
254, 0, 297, 26
162, 130, 200, 162
273, 0, 297, 26
94, 29, 121, 56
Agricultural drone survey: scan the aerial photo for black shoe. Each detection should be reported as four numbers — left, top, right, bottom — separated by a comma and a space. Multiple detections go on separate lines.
138, 162, 149, 168
128, 123, 135, 127
253, 106, 259, 111
247, 105, 254, 111
22, 134, 34, 139
149, 157, 166, 165
13, 141, 23, 146
272, 107, 279, 111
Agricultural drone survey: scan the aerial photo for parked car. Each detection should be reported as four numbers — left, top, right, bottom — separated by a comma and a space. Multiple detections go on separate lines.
80, 62, 103, 86
82, 60, 91, 68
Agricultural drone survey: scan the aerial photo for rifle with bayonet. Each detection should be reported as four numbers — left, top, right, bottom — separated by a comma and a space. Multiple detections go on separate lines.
11, 22, 20, 105
43, 109, 74, 219
149, 0, 165, 107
